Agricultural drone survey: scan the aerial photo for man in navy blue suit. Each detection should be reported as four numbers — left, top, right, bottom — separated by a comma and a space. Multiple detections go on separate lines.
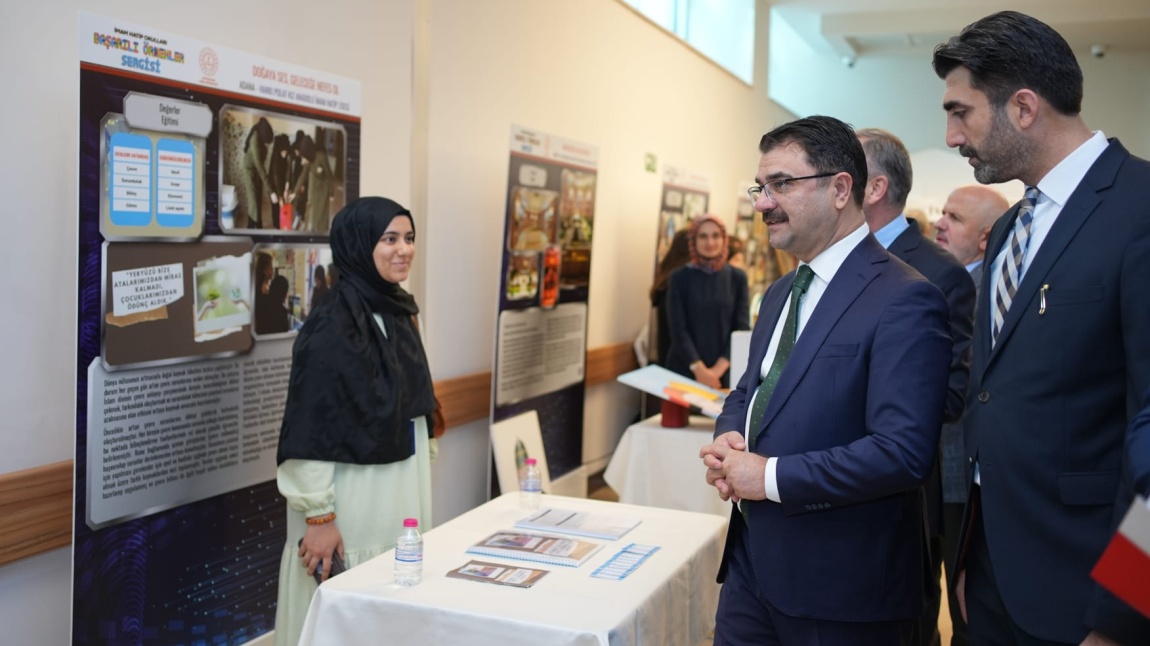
700, 115, 952, 645
935, 11, 1150, 646
857, 127, 976, 646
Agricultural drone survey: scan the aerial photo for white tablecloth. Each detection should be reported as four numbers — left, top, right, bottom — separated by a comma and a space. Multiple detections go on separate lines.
604, 415, 732, 518
298, 493, 726, 646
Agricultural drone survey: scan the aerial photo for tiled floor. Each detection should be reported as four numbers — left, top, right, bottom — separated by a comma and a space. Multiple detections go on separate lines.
589, 480, 957, 645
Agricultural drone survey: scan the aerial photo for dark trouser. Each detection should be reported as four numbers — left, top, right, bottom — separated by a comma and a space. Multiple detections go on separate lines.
965, 509, 1076, 646
714, 523, 913, 646
911, 532, 942, 646
941, 502, 969, 646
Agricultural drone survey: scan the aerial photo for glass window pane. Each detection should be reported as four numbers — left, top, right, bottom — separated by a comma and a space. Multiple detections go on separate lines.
683, 0, 755, 83
620, 0, 678, 32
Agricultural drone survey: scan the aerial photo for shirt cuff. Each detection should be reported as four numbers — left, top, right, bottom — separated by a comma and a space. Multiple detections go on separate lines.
277, 459, 337, 515
764, 456, 781, 502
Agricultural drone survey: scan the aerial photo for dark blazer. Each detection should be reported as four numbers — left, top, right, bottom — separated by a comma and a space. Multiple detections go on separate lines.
665, 264, 750, 387
1131, 385, 1150, 499
716, 233, 951, 622
888, 222, 976, 535
941, 262, 985, 505
959, 139, 1150, 643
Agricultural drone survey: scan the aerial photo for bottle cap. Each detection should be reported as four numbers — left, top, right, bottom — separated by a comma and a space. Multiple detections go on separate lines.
403, 518, 418, 528
525, 458, 537, 466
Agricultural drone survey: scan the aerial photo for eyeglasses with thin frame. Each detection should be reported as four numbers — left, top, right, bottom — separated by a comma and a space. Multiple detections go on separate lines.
748, 172, 843, 202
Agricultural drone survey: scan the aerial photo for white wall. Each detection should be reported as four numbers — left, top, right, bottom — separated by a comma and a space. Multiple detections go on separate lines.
419, 0, 790, 512
768, 7, 1150, 159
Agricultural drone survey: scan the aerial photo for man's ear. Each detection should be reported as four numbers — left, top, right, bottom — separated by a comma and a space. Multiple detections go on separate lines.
978, 228, 991, 254
866, 175, 888, 207
833, 173, 853, 209
1010, 89, 1041, 130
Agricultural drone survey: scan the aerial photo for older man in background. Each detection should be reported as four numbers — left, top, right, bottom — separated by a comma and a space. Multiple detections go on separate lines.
929, 184, 1009, 646
857, 128, 975, 646
934, 185, 1010, 278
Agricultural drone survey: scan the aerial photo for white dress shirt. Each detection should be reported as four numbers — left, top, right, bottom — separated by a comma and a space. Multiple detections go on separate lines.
986, 130, 1108, 330
745, 222, 870, 502
974, 130, 1109, 486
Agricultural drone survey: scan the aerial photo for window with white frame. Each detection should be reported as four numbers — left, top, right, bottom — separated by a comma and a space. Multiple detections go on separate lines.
621, 0, 755, 84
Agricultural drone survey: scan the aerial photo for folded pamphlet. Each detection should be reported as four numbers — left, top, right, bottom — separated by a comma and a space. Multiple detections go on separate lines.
515, 507, 641, 541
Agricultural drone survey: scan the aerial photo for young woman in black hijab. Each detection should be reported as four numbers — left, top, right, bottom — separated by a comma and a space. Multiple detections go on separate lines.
274, 197, 438, 646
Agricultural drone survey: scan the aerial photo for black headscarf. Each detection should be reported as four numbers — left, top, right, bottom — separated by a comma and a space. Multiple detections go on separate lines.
277, 197, 436, 465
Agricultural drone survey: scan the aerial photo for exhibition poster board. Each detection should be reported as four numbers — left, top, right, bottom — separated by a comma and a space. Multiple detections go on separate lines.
491, 125, 598, 480
654, 165, 710, 266
75, 13, 360, 643
644, 164, 709, 373
735, 181, 795, 324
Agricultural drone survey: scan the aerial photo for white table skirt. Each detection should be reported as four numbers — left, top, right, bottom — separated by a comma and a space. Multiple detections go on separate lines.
604, 414, 732, 517
298, 493, 726, 646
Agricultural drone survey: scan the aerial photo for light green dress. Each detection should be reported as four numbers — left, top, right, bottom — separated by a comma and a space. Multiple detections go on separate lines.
273, 316, 435, 646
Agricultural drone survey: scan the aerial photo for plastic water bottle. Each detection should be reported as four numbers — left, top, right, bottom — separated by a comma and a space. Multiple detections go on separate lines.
520, 458, 542, 510
395, 518, 423, 586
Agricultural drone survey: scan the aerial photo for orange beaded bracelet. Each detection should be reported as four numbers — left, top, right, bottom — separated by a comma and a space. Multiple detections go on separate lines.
305, 512, 336, 525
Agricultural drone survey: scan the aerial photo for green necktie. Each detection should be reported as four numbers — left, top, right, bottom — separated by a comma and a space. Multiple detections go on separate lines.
740, 265, 814, 519
748, 264, 815, 449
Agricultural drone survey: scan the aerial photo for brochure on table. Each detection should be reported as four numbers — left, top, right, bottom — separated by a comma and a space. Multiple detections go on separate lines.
515, 507, 641, 541
466, 530, 604, 567
446, 560, 550, 589
617, 364, 727, 418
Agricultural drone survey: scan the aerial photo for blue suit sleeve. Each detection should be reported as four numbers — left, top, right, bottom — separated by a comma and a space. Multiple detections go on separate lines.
776, 279, 951, 508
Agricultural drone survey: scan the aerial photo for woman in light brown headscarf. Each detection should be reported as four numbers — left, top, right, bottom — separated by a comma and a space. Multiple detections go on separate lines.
664, 214, 750, 389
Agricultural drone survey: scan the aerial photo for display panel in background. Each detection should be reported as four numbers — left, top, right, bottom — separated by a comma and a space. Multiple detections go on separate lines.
492, 125, 599, 481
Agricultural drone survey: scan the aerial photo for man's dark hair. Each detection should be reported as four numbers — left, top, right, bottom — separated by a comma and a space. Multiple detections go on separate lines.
932, 11, 1082, 115
759, 115, 867, 207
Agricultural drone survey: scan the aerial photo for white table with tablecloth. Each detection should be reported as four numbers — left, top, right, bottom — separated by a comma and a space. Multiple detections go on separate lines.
603, 414, 732, 518
298, 492, 726, 646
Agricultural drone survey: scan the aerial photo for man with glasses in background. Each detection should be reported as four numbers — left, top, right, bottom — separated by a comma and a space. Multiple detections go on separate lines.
701, 115, 952, 645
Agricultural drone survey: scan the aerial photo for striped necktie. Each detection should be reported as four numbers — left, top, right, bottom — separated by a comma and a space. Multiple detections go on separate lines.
992, 187, 1038, 345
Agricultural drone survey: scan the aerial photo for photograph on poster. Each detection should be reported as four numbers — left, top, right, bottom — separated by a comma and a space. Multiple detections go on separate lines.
682, 192, 708, 221
557, 169, 594, 289
508, 186, 558, 251
506, 251, 540, 302
100, 112, 206, 240
192, 253, 253, 340
219, 106, 346, 235
656, 210, 685, 262
252, 244, 333, 336
558, 169, 594, 248
102, 239, 255, 369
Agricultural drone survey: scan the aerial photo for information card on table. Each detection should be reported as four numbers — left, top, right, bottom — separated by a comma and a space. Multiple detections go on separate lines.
591, 544, 661, 581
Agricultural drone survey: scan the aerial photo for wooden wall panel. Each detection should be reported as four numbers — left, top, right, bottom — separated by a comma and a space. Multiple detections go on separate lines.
0, 461, 73, 566
0, 342, 637, 564
585, 342, 638, 387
